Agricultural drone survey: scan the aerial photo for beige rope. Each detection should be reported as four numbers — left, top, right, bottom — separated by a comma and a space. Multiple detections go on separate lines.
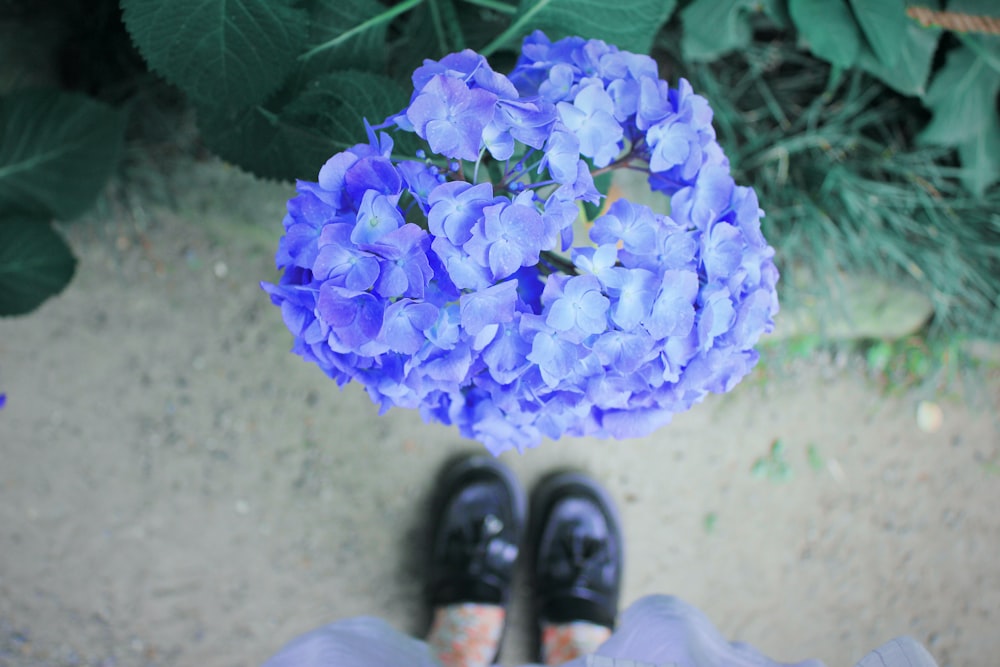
906, 6, 1000, 34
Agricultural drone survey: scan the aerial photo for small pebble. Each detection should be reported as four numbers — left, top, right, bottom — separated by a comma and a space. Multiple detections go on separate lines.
916, 400, 943, 433
213, 261, 228, 278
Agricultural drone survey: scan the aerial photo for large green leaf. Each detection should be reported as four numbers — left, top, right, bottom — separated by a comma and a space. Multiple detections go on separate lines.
484, 0, 676, 56
680, 0, 758, 62
857, 15, 940, 96
298, 0, 391, 77
948, 0, 1000, 75
0, 89, 126, 221
958, 109, 1000, 196
848, 0, 907, 69
919, 45, 1000, 146
789, 0, 861, 69
121, 0, 308, 107
199, 71, 411, 181
0, 217, 76, 317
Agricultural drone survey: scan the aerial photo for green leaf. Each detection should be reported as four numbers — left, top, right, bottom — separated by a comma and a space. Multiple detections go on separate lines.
866, 340, 894, 372
0, 89, 126, 221
957, 110, 1000, 196
857, 16, 941, 96
0, 216, 76, 317
919, 45, 1000, 146
807, 443, 825, 472
121, 0, 308, 107
299, 0, 391, 77
483, 0, 676, 56
393, 3, 449, 70
848, 0, 907, 68
949, 0, 1000, 75
680, 0, 758, 62
759, 0, 792, 28
789, 0, 861, 69
300, 0, 425, 60
199, 71, 410, 181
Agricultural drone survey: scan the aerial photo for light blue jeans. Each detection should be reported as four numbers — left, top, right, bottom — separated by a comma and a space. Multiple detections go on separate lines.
261, 595, 937, 667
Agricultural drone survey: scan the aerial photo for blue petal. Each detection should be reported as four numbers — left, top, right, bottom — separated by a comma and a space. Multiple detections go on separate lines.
459, 280, 519, 335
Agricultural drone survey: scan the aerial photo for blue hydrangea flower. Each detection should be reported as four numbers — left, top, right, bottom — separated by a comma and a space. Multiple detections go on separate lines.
544, 274, 610, 339
263, 32, 780, 454
464, 193, 552, 280
406, 74, 498, 161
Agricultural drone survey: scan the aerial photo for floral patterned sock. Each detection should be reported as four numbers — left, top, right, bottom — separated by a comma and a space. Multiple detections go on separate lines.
427, 603, 506, 667
541, 621, 612, 665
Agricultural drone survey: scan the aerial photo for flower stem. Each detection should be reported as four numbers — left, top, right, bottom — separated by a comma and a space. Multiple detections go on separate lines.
473, 149, 486, 183
540, 250, 578, 275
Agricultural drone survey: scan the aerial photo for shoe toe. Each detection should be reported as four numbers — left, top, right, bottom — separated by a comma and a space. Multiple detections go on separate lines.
532, 473, 623, 629
428, 456, 525, 607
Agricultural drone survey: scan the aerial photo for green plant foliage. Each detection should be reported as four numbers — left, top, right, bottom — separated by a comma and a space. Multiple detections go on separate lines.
788, 0, 940, 95
856, 15, 940, 96
848, 0, 907, 69
391, 3, 452, 73
454, 0, 519, 53
484, 0, 675, 56
298, 0, 392, 78
199, 71, 411, 181
919, 44, 1000, 193
121, 0, 308, 108
806, 443, 824, 472
751, 439, 793, 483
680, 0, 763, 62
0, 216, 77, 317
789, 0, 861, 69
958, 113, 1000, 197
679, 39, 1000, 342
920, 46, 1000, 146
863, 334, 978, 393
0, 89, 127, 221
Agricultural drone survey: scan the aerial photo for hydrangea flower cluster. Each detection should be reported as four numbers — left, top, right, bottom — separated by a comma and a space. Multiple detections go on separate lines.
263, 32, 779, 454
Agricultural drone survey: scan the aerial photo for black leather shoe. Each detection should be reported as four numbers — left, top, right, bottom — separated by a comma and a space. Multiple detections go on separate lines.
427, 455, 526, 609
530, 471, 623, 630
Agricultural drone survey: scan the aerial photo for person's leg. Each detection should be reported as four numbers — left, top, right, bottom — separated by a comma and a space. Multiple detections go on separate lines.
426, 455, 525, 667
530, 472, 623, 665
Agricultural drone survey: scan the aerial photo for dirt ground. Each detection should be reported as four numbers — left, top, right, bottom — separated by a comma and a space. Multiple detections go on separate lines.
1, 157, 998, 667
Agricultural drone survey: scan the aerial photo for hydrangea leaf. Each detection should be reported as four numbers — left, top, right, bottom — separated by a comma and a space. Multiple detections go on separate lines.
297, 0, 390, 79
121, 0, 307, 107
0, 90, 126, 221
957, 111, 1000, 196
528, 0, 675, 54
948, 0, 1000, 75
788, 0, 861, 69
199, 71, 410, 181
0, 217, 76, 317
919, 45, 1000, 147
680, 0, 759, 62
856, 14, 941, 96
847, 0, 907, 69
487, 0, 676, 56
